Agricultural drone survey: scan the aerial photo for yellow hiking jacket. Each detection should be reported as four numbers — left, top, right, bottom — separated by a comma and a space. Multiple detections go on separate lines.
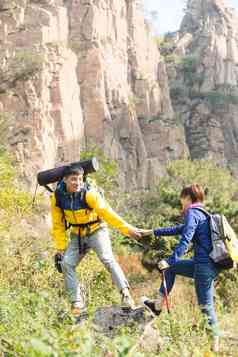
50, 189, 132, 250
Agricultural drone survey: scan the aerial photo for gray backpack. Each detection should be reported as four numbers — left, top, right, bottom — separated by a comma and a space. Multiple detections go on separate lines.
194, 208, 238, 270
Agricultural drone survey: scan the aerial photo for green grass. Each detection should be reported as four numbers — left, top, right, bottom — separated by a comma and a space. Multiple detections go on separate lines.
1, 151, 238, 355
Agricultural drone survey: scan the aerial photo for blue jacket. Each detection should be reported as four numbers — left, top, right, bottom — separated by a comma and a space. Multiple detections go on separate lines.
154, 207, 212, 265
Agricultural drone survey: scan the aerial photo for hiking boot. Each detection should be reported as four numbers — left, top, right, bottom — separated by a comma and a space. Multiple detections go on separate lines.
211, 336, 219, 353
121, 288, 136, 310
141, 296, 161, 316
71, 301, 88, 320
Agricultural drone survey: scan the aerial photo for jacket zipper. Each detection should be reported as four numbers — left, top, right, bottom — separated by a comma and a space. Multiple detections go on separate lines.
70, 194, 78, 223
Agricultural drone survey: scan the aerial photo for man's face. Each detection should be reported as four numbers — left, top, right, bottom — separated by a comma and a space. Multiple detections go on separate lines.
64, 174, 84, 193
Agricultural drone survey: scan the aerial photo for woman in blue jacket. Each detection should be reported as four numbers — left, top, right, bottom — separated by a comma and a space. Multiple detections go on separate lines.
141, 184, 220, 352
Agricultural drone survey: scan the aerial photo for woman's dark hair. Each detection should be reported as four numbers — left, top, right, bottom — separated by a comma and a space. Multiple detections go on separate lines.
180, 183, 205, 203
63, 164, 84, 178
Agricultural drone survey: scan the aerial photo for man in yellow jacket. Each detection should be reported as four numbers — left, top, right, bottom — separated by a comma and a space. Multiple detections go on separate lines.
51, 164, 141, 318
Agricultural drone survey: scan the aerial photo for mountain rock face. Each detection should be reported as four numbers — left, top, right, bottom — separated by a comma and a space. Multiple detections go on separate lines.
0, 0, 84, 181
1, 0, 238, 188
0, 0, 186, 189
165, 0, 238, 175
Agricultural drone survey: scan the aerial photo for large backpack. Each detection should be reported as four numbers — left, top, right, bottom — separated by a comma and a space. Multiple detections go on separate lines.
194, 208, 238, 270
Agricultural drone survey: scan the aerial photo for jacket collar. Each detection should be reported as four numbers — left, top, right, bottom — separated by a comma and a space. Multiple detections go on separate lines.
183, 202, 204, 215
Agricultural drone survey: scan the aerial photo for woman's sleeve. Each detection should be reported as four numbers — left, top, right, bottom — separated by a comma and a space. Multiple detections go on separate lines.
167, 209, 199, 265
154, 224, 185, 237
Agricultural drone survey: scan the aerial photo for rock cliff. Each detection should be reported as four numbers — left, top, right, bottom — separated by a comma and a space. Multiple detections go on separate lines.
1, 0, 238, 188
0, 0, 186, 189
165, 0, 238, 175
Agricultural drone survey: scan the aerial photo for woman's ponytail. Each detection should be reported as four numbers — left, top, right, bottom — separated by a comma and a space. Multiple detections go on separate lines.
180, 183, 205, 203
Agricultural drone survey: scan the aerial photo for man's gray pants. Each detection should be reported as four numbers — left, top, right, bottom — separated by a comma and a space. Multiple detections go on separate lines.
62, 227, 129, 304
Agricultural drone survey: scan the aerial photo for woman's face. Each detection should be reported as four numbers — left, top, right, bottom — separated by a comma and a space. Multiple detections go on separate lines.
180, 195, 192, 211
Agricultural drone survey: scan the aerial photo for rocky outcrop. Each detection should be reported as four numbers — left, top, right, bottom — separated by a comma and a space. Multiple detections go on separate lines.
0, 0, 186, 188
93, 305, 163, 354
0, 0, 84, 183
2, 0, 237, 187
165, 0, 238, 175
93, 306, 148, 334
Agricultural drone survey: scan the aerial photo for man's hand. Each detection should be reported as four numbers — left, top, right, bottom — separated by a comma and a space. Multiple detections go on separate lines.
138, 229, 153, 237
57, 250, 65, 256
128, 227, 142, 240
158, 259, 170, 271
54, 252, 64, 273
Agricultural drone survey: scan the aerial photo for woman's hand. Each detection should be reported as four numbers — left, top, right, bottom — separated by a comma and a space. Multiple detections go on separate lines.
158, 259, 170, 271
128, 226, 142, 239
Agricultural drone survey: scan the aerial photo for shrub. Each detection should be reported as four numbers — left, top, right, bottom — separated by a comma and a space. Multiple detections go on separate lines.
164, 54, 181, 64
12, 50, 44, 80
170, 85, 190, 99
157, 37, 176, 56
0, 50, 44, 92
180, 54, 200, 72
80, 145, 118, 194
203, 86, 238, 107
0, 149, 32, 216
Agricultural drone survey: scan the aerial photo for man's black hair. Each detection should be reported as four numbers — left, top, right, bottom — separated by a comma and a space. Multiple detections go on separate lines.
63, 164, 84, 178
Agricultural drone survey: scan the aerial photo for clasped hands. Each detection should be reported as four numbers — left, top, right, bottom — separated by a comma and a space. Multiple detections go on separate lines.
127, 227, 153, 240
127, 227, 170, 272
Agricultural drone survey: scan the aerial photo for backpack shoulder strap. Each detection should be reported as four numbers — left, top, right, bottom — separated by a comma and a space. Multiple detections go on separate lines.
54, 189, 60, 207
80, 186, 92, 209
53, 189, 70, 229
191, 207, 211, 217
190, 207, 212, 254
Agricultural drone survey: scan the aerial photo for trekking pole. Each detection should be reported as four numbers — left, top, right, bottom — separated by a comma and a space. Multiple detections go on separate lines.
161, 270, 170, 314
32, 182, 39, 207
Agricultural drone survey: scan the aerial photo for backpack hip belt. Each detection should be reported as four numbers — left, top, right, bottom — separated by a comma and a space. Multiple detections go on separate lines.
72, 220, 104, 254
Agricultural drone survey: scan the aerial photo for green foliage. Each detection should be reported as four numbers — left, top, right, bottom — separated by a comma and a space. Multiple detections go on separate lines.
0, 149, 15, 185
80, 145, 118, 193
203, 85, 238, 107
180, 54, 200, 71
0, 146, 147, 355
0, 50, 43, 93
172, 54, 238, 108
181, 84, 238, 107
0, 149, 32, 217
170, 84, 190, 100
0, 213, 139, 356
163, 54, 181, 64
13, 50, 44, 80
1, 148, 238, 355
179, 54, 203, 87
157, 37, 176, 56
157, 39, 174, 50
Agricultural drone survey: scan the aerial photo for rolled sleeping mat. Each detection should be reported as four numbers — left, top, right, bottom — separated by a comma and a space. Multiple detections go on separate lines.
37, 157, 99, 186
72, 157, 99, 175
